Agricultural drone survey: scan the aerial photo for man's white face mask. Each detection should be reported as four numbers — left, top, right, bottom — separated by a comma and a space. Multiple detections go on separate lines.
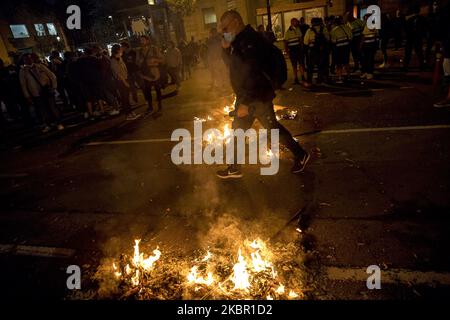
223, 32, 236, 43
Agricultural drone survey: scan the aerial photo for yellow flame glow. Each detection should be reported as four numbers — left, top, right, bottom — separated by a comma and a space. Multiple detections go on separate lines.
231, 249, 250, 291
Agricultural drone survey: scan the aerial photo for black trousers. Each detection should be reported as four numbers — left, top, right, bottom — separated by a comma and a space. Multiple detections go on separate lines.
307, 48, 329, 84
142, 80, 162, 111
361, 42, 378, 74
350, 36, 362, 69
404, 38, 424, 69
231, 100, 305, 165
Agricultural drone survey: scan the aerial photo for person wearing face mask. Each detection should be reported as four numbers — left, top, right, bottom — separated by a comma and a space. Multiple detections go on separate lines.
216, 10, 310, 179
110, 44, 139, 121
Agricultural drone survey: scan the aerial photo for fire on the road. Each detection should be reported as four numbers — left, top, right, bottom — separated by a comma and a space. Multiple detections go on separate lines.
102, 237, 304, 300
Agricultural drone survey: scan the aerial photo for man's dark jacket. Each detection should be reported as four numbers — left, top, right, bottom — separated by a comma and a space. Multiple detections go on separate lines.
223, 25, 276, 105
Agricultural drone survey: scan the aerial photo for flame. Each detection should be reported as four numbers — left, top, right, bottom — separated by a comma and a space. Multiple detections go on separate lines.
202, 251, 212, 262
132, 239, 161, 271
187, 266, 214, 286
108, 238, 303, 300
250, 250, 272, 272
276, 284, 285, 295
231, 249, 250, 291
131, 269, 140, 286
249, 239, 262, 250
224, 95, 236, 115
112, 262, 121, 278
125, 264, 131, 275
223, 124, 231, 144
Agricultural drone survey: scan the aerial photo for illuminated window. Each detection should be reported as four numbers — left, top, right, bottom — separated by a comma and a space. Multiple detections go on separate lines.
202, 7, 217, 26
10, 24, 30, 39
148, 0, 155, 4
46, 23, 58, 36
34, 24, 46, 36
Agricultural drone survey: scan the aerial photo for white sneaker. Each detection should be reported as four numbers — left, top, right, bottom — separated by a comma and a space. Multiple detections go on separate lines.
42, 126, 51, 133
433, 100, 450, 108
126, 113, 139, 121
109, 110, 120, 116
57, 124, 64, 131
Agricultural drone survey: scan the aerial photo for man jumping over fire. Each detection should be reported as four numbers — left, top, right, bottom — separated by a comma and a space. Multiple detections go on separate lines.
216, 10, 310, 179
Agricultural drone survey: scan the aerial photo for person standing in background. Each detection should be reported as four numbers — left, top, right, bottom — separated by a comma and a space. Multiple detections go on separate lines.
121, 41, 139, 105
330, 16, 352, 83
346, 13, 365, 72
165, 41, 182, 90
360, 14, 379, 80
136, 35, 164, 115
110, 44, 139, 121
284, 18, 304, 85
19, 53, 63, 132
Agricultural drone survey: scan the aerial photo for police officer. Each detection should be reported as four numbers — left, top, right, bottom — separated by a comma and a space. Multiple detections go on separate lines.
346, 13, 365, 72
331, 16, 353, 83
284, 18, 304, 84
303, 17, 330, 88
361, 14, 378, 80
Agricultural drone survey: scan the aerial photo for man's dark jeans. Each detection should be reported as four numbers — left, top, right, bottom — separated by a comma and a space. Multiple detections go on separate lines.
230, 100, 305, 166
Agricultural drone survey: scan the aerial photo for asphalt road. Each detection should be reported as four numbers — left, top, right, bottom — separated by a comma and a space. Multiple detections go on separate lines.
1, 62, 450, 300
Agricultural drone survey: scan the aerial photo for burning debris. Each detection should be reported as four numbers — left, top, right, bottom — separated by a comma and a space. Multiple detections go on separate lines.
93, 237, 305, 300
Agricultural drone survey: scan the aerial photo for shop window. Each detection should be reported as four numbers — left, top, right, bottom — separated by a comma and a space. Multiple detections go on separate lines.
34, 24, 46, 36
203, 7, 217, 26
10, 24, 30, 39
46, 23, 58, 36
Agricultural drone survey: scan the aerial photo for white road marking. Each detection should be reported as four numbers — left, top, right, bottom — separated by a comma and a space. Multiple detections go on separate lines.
85, 138, 177, 146
326, 266, 450, 285
84, 124, 450, 146
316, 89, 385, 96
315, 86, 415, 96
0, 244, 75, 258
321, 124, 450, 134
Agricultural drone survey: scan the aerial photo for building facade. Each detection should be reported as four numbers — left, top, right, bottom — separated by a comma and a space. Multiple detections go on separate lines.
181, 0, 348, 42
181, 0, 440, 43
0, 10, 69, 64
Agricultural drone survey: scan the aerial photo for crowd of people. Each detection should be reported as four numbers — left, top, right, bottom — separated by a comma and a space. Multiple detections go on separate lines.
1, 3, 449, 133
282, 3, 449, 89
0, 35, 209, 132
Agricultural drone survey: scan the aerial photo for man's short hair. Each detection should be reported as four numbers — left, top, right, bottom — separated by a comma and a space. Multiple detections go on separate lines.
220, 9, 244, 24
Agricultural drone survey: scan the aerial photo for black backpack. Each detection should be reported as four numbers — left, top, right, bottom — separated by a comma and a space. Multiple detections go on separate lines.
262, 40, 287, 90
312, 26, 327, 50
